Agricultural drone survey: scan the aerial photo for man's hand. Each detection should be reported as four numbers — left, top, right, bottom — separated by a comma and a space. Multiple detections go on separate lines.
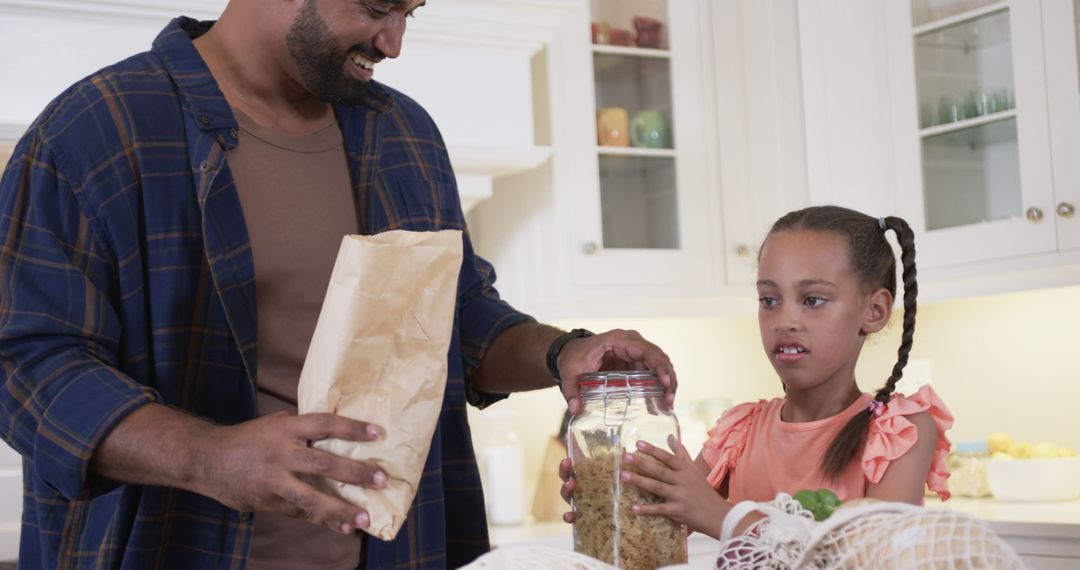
558, 457, 577, 523
196, 412, 385, 535
92, 404, 386, 537
556, 328, 677, 414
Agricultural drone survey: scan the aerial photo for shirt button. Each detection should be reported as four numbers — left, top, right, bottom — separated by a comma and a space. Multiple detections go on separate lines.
238, 511, 251, 521
230, 127, 239, 139
199, 161, 211, 173
199, 115, 211, 125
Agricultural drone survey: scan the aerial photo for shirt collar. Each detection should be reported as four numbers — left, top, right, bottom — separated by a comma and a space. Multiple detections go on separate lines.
151, 16, 394, 133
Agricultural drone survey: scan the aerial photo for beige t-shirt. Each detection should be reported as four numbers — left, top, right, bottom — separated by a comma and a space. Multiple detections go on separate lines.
227, 107, 364, 570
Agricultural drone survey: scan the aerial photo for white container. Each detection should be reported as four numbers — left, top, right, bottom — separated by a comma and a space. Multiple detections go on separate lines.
482, 410, 525, 526
985, 456, 1080, 502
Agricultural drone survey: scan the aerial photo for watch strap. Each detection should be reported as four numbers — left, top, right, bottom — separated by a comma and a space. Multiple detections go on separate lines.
546, 328, 594, 382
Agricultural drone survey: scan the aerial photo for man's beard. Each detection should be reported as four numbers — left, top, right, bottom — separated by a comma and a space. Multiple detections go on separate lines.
285, 0, 371, 106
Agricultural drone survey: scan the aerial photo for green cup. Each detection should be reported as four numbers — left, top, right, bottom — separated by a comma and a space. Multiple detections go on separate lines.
630, 110, 668, 149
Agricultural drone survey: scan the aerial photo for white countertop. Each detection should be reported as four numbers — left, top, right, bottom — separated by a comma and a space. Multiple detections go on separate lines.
926, 496, 1080, 526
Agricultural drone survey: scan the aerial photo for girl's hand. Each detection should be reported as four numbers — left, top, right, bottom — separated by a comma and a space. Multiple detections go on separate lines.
621, 438, 731, 539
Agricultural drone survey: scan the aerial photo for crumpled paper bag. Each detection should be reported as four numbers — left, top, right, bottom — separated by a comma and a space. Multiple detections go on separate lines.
297, 229, 463, 540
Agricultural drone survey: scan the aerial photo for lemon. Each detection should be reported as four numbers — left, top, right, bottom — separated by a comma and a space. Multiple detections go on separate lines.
1007, 441, 1032, 459
1059, 447, 1077, 458
1032, 442, 1060, 459
987, 432, 1014, 454
991, 451, 1014, 461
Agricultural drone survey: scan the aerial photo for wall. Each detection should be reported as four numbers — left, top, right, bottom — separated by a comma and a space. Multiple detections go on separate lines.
468, 283, 1080, 522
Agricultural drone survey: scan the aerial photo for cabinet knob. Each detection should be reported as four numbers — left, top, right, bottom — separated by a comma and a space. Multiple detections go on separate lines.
1058, 202, 1076, 218
1025, 207, 1044, 222
582, 241, 599, 255
735, 244, 751, 257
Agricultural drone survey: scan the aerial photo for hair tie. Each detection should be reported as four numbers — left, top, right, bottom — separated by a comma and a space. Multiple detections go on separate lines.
877, 217, 887, 231
868, 399, 885, 417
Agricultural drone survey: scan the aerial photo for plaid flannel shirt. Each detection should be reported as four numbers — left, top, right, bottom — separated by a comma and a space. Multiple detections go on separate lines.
0, 17, 532, 570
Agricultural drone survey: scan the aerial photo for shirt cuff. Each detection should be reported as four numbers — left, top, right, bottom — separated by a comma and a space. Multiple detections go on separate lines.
33, 367, 158, 501
461, 311, 536, 409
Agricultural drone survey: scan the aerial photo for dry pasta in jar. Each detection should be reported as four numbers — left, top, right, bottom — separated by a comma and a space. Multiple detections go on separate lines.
567, 371, 687, 569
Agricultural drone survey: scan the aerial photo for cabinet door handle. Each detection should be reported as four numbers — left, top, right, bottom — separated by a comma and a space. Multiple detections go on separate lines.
1025, 207, 1044, 222
1058, 202, 1076, 218
582, 241, 599, 255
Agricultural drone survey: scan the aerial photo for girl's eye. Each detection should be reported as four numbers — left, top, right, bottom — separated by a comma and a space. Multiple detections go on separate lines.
758, 296, 778, 308
803, 296, 827, 307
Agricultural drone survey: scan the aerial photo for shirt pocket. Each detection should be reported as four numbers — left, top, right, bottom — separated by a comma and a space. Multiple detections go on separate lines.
394, 177, 465, 232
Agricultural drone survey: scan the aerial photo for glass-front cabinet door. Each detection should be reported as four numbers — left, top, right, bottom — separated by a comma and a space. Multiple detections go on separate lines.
1042, 0, 1080, 251
889, 0, 1057, 268
570, 0, 716, 288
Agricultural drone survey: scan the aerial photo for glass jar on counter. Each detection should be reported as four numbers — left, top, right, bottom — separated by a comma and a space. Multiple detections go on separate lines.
566, 371, 687, 569
946, 441, 992, 498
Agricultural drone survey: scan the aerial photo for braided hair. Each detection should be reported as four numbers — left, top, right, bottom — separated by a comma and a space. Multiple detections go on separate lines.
762, 205, 918, 479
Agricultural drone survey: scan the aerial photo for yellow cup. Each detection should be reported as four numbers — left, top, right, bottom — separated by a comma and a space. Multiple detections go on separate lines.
596, 107, 629, 147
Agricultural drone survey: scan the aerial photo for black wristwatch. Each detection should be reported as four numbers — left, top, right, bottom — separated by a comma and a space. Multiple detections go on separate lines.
546, 328, 594, 383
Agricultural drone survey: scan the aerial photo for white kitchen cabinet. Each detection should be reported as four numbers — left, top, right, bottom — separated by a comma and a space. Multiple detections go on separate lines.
886, 0, 1080, 269
713, 0, 809, 287
470, 0, 811, 319
469, 0, 728, 320
1043, 0, 1080, 252
567, 0, 720, 291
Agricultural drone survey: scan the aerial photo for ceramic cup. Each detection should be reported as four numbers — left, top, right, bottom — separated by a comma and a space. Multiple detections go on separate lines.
630, 110, 668, 148
591, 21, 611, 45
633, 16, 664, 49
596, 107, 630, 147
609, 27, 634, 47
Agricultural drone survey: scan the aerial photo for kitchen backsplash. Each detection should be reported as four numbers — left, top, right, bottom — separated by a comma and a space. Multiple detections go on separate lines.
468, 283, 1080, 520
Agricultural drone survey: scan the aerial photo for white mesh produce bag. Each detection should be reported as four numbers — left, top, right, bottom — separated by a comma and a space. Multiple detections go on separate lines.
716, 494, 1024, 570
461, 495, 1021, 569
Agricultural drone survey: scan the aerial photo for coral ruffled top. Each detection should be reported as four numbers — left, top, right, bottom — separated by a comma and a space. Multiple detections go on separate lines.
701, 385, 953, 503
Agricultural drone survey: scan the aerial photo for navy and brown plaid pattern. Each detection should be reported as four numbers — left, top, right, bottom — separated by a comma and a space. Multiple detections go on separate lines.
0, 17, 532, 570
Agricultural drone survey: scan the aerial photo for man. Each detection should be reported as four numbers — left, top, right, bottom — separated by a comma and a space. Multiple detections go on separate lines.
0, 0, 677, 568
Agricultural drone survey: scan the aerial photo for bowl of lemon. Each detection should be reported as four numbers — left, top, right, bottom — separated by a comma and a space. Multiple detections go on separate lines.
984, 433, 1080, 502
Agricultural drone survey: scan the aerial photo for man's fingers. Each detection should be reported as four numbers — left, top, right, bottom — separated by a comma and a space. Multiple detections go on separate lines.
591, 330, 678, 395
278, 479, 370, 534
558, 458, 573, 481
560, 478, 576, 504
291, 413, 382, 444
560, 379, 583, 415
287, 447, 387, 489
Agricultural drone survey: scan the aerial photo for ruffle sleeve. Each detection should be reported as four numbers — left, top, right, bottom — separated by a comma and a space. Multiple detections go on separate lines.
701, 400, 765, 489
862, 384, 954, 500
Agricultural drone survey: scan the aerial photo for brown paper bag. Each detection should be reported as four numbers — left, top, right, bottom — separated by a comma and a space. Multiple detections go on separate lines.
297, 230, 463, 540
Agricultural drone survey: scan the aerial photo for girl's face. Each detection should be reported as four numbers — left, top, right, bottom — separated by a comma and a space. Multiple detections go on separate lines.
756, 230, 892, 396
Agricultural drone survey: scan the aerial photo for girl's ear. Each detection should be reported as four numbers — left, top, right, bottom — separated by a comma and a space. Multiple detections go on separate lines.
861, 287, 893, 334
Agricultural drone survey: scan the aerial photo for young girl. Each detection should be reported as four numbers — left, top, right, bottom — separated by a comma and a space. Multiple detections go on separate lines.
563, 205, 953, 539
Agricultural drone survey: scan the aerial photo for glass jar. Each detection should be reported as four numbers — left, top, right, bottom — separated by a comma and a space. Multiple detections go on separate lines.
566, 371, 687, 569
946, 441, 992, 498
